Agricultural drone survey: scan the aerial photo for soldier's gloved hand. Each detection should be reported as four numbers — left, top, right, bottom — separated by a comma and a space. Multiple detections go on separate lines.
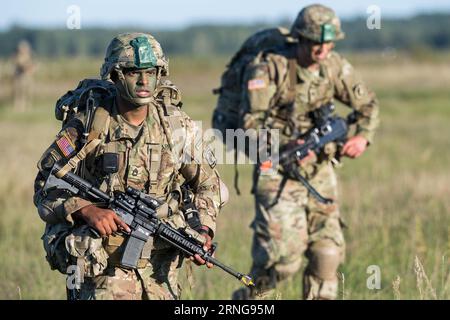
190, 226, 214, 268
73, 205, 131, 237
341, 136, 368, 158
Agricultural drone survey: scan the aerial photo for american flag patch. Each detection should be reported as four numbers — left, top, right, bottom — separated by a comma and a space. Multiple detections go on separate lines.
248, 78, 267, 90
56, 132, 76, 157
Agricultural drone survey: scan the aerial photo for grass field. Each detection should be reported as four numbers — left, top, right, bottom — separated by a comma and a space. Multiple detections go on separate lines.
0, 52, 449, 299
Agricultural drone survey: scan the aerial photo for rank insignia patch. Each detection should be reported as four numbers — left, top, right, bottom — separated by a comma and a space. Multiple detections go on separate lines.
56, 132, 76, 157
248, 78, 267, 90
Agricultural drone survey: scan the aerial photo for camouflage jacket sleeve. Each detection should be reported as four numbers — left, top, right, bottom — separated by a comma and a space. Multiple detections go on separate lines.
178, 112, 226, 238
241, 53, 290, 131
325, 52, 380, 144
33, 115, 93, 225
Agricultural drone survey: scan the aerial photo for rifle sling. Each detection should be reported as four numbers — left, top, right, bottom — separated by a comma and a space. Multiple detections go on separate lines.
54, 138, 102, 179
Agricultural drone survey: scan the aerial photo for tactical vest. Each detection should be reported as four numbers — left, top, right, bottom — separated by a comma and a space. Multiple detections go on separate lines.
85, 94, 185, 199
264, 54, 336, 139
56, 79, 185, 197
292, 63, 335, 135
55, 80, 188, 266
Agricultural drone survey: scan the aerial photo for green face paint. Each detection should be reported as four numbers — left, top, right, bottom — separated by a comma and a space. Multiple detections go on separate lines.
117, 68, 158, 106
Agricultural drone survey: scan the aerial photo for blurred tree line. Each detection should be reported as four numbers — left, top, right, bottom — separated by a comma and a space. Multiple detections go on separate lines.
1, 13, 449, 58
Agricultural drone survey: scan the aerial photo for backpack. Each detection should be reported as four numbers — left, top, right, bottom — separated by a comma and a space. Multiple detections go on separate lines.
55, 78, 116, 126
212, 27, 297, 139
211, 27, 298, 194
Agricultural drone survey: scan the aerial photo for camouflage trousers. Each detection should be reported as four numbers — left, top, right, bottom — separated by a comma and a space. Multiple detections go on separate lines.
73, 248, 183, 300
243, 163, 345, 300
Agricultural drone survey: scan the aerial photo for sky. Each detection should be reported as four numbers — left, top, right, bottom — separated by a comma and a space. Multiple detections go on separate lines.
2, 0, 450, 30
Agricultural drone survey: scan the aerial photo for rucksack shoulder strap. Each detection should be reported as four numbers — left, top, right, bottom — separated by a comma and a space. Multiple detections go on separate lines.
267, 54, 297, 107
55, 103, 112, 178
87, 105, 111, 142
286, 58, 297, 102
152, 81, 186, 155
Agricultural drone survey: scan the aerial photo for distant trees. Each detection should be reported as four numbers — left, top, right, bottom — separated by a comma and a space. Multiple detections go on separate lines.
1, 13, 449, 58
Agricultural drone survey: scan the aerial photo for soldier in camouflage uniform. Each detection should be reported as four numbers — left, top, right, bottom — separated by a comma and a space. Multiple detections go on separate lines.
232, 5, 379, 300
33, 33, 228, 300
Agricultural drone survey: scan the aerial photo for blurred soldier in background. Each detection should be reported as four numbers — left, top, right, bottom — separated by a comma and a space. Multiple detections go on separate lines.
226, 4, 380, 300
12, 40, 35, 111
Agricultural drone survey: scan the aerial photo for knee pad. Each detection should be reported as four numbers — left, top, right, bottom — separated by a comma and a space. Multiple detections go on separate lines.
306, 239, 342, 280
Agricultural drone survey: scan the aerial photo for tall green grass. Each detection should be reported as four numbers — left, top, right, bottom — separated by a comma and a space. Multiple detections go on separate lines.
0, 54, 449, 299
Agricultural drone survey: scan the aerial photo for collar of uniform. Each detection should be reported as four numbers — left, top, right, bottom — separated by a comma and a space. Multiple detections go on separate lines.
296, 63, 325, 83
108, 98, 165, 144
109, 101, 147, 142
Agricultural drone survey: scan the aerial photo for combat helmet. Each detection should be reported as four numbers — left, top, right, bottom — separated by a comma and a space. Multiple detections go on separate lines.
291, 4, 345, 43
100, 32, 169, 105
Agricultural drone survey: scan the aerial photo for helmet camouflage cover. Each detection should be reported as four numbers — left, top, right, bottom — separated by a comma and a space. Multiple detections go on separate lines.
100, 32, 169, 80
291, 4, 345, 43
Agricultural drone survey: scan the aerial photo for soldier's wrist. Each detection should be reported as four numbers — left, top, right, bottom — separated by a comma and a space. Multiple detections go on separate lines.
74, 204, 97, 222
200, 218, 216, 238
354, 129, 373, 146
199, 225, 214, 239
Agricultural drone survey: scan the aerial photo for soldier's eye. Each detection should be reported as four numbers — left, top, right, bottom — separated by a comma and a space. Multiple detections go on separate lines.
126, 70, 139, 76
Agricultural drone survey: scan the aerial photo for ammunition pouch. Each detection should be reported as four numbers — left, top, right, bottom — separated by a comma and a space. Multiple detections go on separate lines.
65, 225, 109, 278
41, 223, 109, 277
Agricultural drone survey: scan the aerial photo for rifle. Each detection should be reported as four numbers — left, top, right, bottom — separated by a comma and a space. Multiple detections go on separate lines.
49, 162, 254, 287
270, 103, 358, 206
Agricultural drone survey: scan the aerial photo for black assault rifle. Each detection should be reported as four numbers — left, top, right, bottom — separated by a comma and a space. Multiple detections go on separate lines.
270, 103, 358, 206
50, 162, 254, 287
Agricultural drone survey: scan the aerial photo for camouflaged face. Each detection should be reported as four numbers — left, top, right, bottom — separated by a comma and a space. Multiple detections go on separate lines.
291, 4, 345, 42
100, 32, 169, 80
